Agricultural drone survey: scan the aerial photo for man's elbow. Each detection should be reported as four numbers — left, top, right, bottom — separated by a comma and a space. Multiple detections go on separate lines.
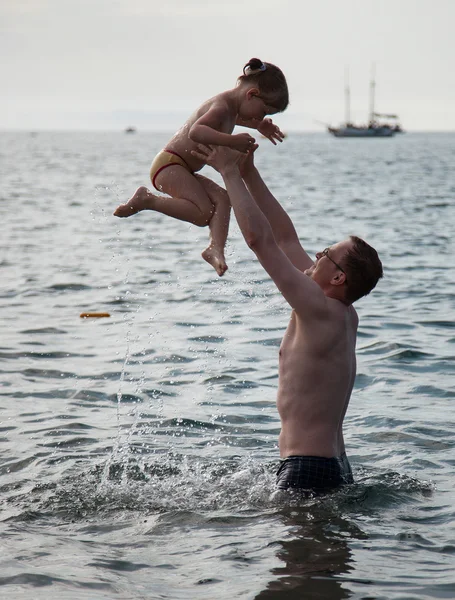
245, 233, 258, 249
246, 230, 273, 252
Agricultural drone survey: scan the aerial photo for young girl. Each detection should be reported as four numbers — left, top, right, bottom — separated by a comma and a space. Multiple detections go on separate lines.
114, 58, 289, 276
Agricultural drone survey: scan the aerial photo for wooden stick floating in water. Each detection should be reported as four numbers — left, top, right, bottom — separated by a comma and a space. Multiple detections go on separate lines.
80, 312, 111, 318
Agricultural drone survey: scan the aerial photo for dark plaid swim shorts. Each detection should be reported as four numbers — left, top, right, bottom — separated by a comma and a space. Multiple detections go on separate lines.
276, 452, 354, 492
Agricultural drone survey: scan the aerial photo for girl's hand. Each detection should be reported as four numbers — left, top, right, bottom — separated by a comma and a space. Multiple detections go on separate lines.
257, 118, 285, 145
231, 132, 256, 153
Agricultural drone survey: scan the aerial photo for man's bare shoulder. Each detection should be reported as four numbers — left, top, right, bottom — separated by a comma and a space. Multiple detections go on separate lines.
351, 304, 359, 325
290, 301, 358, 360
326, 298, 358, 324
350, 305, 359, 332
294, 295, 358, 330
323, 301, 359, 342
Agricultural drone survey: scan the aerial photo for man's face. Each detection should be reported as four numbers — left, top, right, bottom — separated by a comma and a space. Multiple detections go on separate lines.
304, 239, 352, 286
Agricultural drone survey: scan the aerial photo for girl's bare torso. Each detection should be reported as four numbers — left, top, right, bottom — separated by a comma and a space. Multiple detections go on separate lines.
166, 93, 237, 172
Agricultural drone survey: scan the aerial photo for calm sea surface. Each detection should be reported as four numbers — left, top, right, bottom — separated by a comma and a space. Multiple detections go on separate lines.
1, 130, 455, 599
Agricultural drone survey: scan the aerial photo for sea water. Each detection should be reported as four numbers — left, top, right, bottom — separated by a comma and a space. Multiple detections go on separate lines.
1, 130, 454, 599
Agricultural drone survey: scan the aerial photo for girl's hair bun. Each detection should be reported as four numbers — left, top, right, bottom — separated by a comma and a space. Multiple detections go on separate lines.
243, 58, 267, 76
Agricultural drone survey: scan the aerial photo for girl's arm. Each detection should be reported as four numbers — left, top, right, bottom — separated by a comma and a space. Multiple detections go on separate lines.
190, 106, 255, 152
236, 117, 285, 145
236, 117, 260, 129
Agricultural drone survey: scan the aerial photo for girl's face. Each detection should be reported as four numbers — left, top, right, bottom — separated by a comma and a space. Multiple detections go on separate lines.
239, 88, 278, 122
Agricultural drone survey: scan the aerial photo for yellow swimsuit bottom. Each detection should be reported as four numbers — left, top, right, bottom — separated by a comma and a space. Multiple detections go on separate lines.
150, 149, 192, 190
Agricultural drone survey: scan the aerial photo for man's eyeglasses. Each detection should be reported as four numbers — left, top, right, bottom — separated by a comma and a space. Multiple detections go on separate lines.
321, 248, 347, 280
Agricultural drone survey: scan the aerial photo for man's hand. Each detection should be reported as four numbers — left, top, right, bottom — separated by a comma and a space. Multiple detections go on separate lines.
257, 118, 285, 145
191, 143, 258, 175
238, 146, 257, 178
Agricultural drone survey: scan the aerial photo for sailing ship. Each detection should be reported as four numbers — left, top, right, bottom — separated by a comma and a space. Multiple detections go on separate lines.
328, 66, 404, 138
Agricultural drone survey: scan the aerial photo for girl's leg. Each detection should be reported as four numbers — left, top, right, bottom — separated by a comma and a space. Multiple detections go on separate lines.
114, 166, 214, 226
194, 174, 231, 276
114, 166, 230, 276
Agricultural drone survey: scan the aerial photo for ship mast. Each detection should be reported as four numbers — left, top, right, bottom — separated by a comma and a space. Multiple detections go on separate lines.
369, 62, 376, 124
344, 66, 350, 125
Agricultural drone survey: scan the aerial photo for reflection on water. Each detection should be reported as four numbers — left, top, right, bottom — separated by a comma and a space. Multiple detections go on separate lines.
257, 505, 361, 599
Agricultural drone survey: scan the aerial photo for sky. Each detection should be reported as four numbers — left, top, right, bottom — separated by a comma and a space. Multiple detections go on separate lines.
2, 0, 454, 131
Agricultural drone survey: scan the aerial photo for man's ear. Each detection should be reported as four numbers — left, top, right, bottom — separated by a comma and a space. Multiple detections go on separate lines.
331, 272, 347, 286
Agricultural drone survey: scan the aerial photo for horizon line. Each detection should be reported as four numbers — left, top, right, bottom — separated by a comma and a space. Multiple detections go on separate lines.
2, 127, 455, 134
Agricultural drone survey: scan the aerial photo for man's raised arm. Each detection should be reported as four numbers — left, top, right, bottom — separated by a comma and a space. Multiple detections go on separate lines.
191, 144, 326, 317
240, 151, 313, 272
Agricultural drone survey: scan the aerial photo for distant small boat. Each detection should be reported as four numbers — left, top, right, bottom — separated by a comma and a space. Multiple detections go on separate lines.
328, 66, 404, 138
125, 127, 136, 134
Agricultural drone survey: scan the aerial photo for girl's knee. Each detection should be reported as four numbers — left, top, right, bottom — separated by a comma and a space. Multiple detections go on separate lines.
212, 188, 230, 207
194, 216, 210, 227
194, 206, 213, 227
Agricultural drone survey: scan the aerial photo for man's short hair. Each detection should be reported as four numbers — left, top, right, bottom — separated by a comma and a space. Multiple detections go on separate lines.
343, 236, 383, 303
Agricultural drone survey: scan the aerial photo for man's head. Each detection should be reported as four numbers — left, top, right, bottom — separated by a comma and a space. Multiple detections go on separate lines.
308, 236, 383, 304
342, 236, 383, 303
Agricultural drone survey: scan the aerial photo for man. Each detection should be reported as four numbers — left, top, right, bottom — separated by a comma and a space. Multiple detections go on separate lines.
192, 143, 383, 493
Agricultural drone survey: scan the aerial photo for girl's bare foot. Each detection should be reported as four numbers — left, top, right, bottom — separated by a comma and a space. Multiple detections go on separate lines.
202, 246, 228, 277
114, 186, 155, 217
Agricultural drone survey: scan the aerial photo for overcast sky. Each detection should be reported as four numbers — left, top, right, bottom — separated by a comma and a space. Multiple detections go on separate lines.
2, 0, 454, 131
